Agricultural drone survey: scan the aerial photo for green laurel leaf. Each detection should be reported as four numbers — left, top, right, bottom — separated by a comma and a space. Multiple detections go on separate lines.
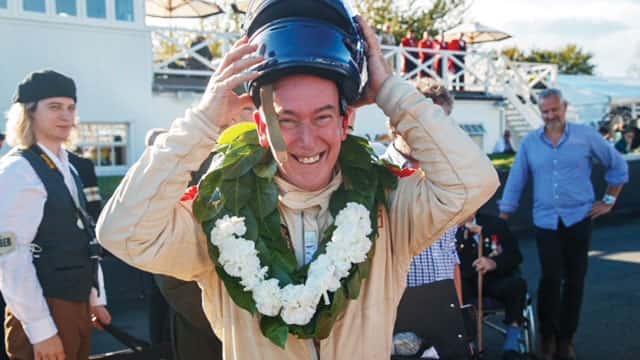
193, 169, 224, 222
251, 177, 279, 219
220, 173, 255, 214
260, 316, 289, 349
215, 265, 257, 315
253, 160, 278, 179
217, 122, 258, 145
315, 287, 347, 339
221, 146, 266, 180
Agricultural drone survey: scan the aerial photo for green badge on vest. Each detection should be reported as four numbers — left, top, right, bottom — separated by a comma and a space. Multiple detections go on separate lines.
0, 232, 17, 256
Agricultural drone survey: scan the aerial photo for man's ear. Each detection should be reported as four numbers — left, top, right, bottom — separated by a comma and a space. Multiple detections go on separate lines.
341, 107, 355, 140
254, 110, 270, 149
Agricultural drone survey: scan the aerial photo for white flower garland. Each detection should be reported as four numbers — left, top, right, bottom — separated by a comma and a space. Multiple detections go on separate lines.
209, 202, 372, 325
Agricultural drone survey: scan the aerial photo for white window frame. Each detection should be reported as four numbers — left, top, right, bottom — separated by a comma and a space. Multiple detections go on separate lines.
77, 122, 130, 176
2, 0, 144, 30
459, 123, 486, 150
0, 0, 11, 12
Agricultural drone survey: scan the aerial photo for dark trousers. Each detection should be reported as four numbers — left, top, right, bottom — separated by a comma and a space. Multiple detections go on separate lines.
535, 218, 591, 341
0, 294, 6, 360
172, 310, 222, 360
462, 274, 527, 325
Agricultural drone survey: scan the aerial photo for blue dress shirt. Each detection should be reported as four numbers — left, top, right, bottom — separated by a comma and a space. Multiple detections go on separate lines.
498, 122, 628, 230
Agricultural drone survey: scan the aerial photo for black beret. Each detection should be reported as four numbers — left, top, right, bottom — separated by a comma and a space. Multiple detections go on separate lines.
13, 70, 77, 104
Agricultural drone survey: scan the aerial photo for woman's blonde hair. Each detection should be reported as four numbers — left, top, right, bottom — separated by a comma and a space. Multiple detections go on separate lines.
5, 102, 37, 149
5, 101, 79, 150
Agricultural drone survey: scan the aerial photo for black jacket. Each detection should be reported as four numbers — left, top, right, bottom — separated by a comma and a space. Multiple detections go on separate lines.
455, 213, 522, 280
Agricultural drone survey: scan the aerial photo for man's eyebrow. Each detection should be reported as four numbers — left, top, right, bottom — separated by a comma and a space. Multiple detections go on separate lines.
278, 105, 337, 117
313, 104, 337, 114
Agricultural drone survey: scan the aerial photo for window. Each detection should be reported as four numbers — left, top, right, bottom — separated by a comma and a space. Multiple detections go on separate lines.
0, 0, 7, 9
77, 123, 128, 168
56, 0, 77, 16
86, 0, 106, 18
115, 0, 134, 21
459, 123, 486, 149
23, 0, 46, 13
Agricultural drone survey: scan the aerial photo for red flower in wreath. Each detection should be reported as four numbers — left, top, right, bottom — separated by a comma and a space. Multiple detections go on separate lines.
386, 165, 417, 178
180, 185, 199, 202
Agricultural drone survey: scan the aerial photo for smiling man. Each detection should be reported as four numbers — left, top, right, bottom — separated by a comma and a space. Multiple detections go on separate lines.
97, 1, 499, 359
0, 70, 111, 360
499, 88, 628, 360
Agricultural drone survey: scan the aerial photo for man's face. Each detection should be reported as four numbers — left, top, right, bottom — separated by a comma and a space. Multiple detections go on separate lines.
539, 95, 567, 130
256, 74, 348, 192
31, 97, 76, 144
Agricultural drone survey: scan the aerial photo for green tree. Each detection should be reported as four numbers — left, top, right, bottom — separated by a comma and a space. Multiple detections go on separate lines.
502, 44, 596, 75
354, 0, 468, 42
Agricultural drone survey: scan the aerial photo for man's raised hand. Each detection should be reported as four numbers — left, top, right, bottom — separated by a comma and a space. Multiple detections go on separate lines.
353, 16, 392, 107
196, 37, 264, 129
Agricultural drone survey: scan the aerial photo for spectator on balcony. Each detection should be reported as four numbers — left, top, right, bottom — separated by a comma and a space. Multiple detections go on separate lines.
379, 22, 396, 46
400, 30, 419, 78
433, 34, 447, 78
418, 31, 436, 78
493, 130, 516, 155
447, 34, 467, 90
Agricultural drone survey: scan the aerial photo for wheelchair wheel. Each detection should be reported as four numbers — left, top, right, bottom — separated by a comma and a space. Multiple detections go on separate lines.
521, 303, 536, 354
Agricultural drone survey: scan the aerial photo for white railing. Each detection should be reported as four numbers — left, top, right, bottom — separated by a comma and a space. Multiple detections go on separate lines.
379, 45, 557, 95
379, 45, 556, 132
149, 32, 556, 133
151, 26, 236, 77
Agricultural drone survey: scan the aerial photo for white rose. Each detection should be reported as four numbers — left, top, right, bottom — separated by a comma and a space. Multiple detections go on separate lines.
218, 239, 258, 277
253, 279, 283, 317
214, 215, 247, 239
307, 255, 342, 292
240, 263, 268, 291
280, 284, 320, 325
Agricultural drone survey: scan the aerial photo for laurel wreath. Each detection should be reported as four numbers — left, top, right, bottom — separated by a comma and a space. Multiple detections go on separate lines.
193, 124, 397, 348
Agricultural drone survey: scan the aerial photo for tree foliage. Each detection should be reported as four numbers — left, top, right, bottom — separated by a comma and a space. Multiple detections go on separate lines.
502, 44, 596, 75
354, 0, 469, 42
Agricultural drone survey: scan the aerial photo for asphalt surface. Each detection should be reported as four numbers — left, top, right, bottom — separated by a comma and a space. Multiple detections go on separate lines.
91, 215, 640, 359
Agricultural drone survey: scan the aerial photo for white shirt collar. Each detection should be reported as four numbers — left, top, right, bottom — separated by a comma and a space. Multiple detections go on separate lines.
36, 142, 69, 171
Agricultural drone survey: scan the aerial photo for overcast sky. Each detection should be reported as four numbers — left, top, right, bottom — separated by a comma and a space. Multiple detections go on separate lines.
467, 0, 640, 77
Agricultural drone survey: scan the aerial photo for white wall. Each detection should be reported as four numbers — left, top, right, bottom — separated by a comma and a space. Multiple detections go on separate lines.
148, 91, 201, 132
452, 99, 503, 154
354, 98, 503, 154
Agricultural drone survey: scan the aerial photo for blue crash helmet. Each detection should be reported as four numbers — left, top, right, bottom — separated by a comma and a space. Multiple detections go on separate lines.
244, 0, 367, 108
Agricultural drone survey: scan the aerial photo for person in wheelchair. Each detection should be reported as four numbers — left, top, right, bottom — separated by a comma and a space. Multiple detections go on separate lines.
456, 212, 528, 360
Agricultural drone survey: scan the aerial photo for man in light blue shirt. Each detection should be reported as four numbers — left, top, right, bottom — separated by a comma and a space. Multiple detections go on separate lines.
498, 89, 628, 360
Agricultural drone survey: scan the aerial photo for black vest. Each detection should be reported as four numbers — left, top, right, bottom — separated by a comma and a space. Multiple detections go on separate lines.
15, 147, 94, 302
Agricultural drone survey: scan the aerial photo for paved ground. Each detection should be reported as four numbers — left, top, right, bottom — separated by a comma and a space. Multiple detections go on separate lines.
91, 215, 640, 359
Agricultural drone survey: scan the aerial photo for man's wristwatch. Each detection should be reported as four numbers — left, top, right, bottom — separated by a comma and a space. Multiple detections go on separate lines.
603, 194, 617, 206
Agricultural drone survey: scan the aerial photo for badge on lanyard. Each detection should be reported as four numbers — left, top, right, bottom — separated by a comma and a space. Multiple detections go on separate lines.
303, 231, 318, 265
